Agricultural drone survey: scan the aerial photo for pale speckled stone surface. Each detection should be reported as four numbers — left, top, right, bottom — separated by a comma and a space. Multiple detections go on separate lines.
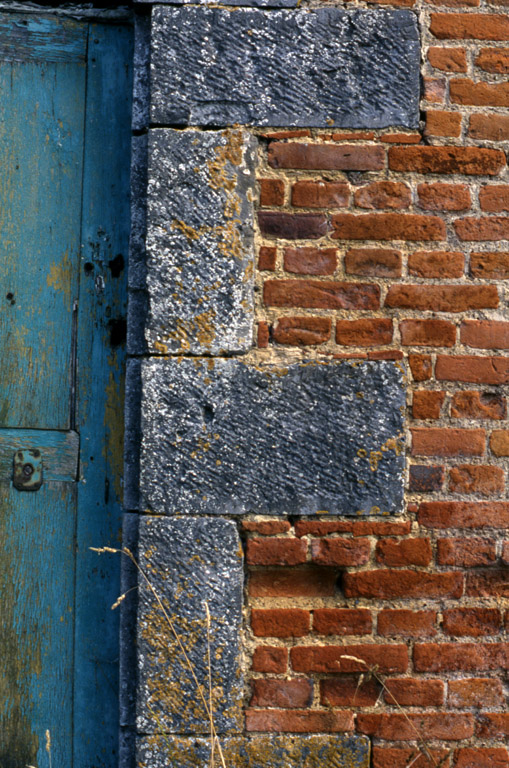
138, 358, 405, 516
136, 517, 243, 734
150, 7, 420, 128
145, 128, 256, 355
136, 734, 371, 768
137, 0, 297, 5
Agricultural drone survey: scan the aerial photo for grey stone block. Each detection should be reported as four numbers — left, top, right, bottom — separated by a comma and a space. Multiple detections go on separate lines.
145, 129, 256, 355
150, 7, 420, 128
136, 517, 243, 734
137, 0, 297, 5
136, 734, 370, 768
139, 359, 405, 516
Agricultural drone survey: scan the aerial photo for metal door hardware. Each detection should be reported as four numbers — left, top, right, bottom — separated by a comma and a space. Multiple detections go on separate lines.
13, 449, 43, 491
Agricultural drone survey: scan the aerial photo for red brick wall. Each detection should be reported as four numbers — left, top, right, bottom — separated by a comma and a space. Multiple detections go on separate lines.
248, 3, 509, 764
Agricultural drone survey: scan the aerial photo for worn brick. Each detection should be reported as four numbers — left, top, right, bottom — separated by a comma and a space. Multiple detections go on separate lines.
291, 644, 408, 674
354, 182, 411, 210
373, 747, 450, 768
451, 391, 506, 420
332, 213, 445, 241
246, 538, 306, 566
273, 317, 331, 346
250, 568, 337, 597
260, 178, 285, 207
352, 521, 412, 536
437, 538, 497, 567
252, 609, 310, 638
436, 355, 509, 385
384, 679, 445, 707
462, 320, 509, 350
443, 607, 502, 636
264, 280, 380, 309
389, 145, 505, 175
375, 538, 432, 566
419, 501, 509, 529
466, 570, 509, 597
250, 679, 313, 709
471, 250, 509, 279
411, 428, 485, 457
430, 13, 509, 40
344, 248, 402, 277
454, 748, 509, 768
377, 610, 437, 637
258, 246, 277, 271
477, 715, 509, 738
252, 646, 287, 673
491, 430, 509, 456
311, 538, 370, 566
344, 570, 463, 599
449, 681, 504, 709
469, 114, 509, 141
313, 609, 372, 636
479, 185, 509, 213
292, 181, 349, 209
284, 247, 337, 275
455, 216, 509, 241
400, 319, 456, 347
409, 250, 464, 278
476, 47, 509, 73
449, 464, 504, 495
451, 79, 509, 107
242, 520, 291, 535
412, 391, 445, 419
386, 285, 498, 312
320, 678, 380, 707
336, 319, 393, 347
428, 46, 468, 72
423, 76, 446, 103
269, 143, 385, 171
245, 709, 354, 733
409, 354, 432, 381
357, 713, 474, 741
258, 321, 270, 348
425, 110, 462, 138
414, 642, 509, 671
418, 183, 470, 211
409, 465, 444, 492
258, 211, 330, 240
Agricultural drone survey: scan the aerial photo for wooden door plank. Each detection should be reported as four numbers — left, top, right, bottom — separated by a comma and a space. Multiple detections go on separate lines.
0, 13, 86, 62
74, 22, 133, 768
0, 16, 86, 430
0, 484, 76, 768
0, 428, 78, 482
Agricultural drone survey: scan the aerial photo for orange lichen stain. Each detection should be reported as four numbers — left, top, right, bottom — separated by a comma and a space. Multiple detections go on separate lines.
153, 339, 168, 355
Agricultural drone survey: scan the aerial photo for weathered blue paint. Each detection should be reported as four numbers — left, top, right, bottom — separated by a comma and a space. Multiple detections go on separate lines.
0, 12, 132, 768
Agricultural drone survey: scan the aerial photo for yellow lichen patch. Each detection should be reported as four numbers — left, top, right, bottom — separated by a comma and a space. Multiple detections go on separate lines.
153, 339, 168, 355
171, 219, 207, 242
46, 251, 73, 307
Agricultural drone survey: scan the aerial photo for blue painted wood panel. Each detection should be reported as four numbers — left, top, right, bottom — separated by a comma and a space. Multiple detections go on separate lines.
0, 12, 132, 768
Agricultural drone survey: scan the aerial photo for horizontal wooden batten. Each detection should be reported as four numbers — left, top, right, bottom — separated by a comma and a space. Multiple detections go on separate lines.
0, 429, 79, 483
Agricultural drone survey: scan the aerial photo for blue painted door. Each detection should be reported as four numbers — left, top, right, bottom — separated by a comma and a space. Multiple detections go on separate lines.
0, 13, 132, 768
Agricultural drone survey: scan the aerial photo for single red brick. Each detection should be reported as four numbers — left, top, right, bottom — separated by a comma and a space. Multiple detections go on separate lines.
311, 538, 370, 567
368, 350, 403, 360
336, 319, 393, 347
291, 181, 349, 209
344, 248, 402, 277
414, 642, 509, 671
268, 143, 385, 171
242, 520, 291, 535
411, 427, 485, 457
477, 715, 509, 738
409, 465, 444, 492
332, 213, 445, 241
476, 48, 509, 73
389, 145, 506, 175
351, 521, 412, 536
443, 607, 502, 636
294, 520, 353, 537
450, 464, 504, 495
466, 570, 509, 597
290, 644, 408, 674
258, 211, 329, 240
409, 354, 433, 381
252, 646, 287, 673
469, 114, 509, 141
379, 132, 421, 142
479, 185, 509, 213
451, 79, 509, 107
424, 76, 446, 103
257, 321, 270, 348
250, 679, 313, 709
375, 538, 432, 567
437, 538, 497, 567
354, 181, 411, 210
430, 13, 509, 40
425, 110, 462, 138
246, 538, 307, 566
344, 570, 463, 599
454, 748, 509, 768
384, 678, 445, 707
284, 247, 337, 275
400, 319, 456, 347
490, 430, 509, 456
386, 285, 498, 312
320, 677, 380, 707
251, 608, 310, 638
357, 713, 474, 741
249, 567, 337, 597
451, 391, 506, 420
377, 609, 437, 637
258, 246, 277, 272
418, 183, 471, 211
408, 250, 464, 278
419, 501, 509, 529
262, 130, 311, 140
373, 747, 450, 768
259, 178, 285, 207
246, 709, 354, 733
449, 680, 504, 709
273, 317, 331, 346
331, 132, 376, 141
264, 280, 380, 310
313, 608, 372, 636
436, 355, 509, 385
455, 216, 509, 241
413, 391, 445, 419
428, 46, 468, 72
